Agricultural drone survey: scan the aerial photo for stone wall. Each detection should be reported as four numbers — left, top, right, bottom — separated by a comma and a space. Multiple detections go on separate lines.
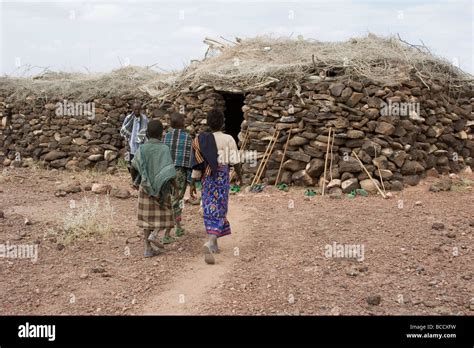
163, 87, 226, 135
0, 94, 158, 171
0, 87, 224, 172
240, 77, 473, 192
1, 76, 473, 192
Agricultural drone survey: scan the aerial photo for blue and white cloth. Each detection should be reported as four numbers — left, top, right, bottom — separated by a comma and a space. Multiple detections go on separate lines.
120, 112, 148, 155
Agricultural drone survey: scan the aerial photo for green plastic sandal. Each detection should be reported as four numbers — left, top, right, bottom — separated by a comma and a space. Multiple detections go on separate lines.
277, 183, 289, 192
356, 188, 368, 197
160, 236, 177, 244
347, 189, 357, 199
230, 185, 241, 193
304, 189, 316, 197
175, 227, 185, 237
250, 184, 265, 193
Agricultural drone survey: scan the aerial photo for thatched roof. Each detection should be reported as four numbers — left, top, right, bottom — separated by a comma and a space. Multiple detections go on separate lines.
0, 66, 161, 100
1, 34, 472, 101
142, 34, 473, 99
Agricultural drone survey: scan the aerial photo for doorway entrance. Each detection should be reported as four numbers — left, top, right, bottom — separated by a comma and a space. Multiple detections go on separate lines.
221, 92, 245, 144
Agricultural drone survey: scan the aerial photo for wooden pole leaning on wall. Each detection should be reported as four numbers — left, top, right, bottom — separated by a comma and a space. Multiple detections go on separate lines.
329, 130, 335, 182
352, 150, 386, 198
255, 129, 280, 185
251, 134, 273, 186
275, 126, 292, 186
373, 147, 386, 195
377, 165, 387, 194
251, 128, 280, 186
321, 127, 332, 196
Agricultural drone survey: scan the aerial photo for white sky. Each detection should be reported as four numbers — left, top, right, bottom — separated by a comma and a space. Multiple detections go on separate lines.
0, 0, 472, 76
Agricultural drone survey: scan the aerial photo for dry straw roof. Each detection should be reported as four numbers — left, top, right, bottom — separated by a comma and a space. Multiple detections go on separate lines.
0, 66, 161, 100
1, 34, 472, 101
143, 34, 473, 98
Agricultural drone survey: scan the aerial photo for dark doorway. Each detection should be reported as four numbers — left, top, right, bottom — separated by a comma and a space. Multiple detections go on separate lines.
222, 93, 245, 144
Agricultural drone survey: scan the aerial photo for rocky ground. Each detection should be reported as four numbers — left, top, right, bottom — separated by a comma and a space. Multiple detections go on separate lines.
0, 166, 473, 315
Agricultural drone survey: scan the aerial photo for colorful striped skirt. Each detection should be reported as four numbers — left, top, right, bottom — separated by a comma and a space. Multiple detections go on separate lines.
201, 165, 231, 238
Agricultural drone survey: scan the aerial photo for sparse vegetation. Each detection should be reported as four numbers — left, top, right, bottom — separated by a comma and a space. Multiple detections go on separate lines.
0, 168, 11, 183
451, 178, 474, 192
46, 196, 115, 245
116, 157, 129, 171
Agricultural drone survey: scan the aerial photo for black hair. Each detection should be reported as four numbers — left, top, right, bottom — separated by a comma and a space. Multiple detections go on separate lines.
146, 119, 164, 139
207, 109, 224, 131
170, 112, 185, 128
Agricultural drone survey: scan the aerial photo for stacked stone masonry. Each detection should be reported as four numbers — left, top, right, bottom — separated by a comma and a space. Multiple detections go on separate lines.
1, 76, 473, 192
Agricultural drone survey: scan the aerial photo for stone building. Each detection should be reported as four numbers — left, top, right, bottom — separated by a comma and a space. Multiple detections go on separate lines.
1, 35, 473, 191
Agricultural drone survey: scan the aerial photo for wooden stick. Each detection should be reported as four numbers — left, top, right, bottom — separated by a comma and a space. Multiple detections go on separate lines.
275, 126, 292, 186
240, 128, 250, 150
252, 129, 279, 186
373, 147, 386, 194
329, 130, 335, 182
321, 127, 332, 196
251, 136, 272, 186
251, 129, 276, 186
255, 130, 280, 185
352, 151, 386, 198
377, 165, 386, 194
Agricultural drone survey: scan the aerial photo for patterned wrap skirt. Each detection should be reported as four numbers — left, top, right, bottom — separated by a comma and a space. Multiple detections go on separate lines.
137, 187, 175, 230
172, 167, 188, 223
201, 165, 231, 238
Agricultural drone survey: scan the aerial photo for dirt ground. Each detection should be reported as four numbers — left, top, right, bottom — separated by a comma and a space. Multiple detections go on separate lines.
0, 166, 473, 315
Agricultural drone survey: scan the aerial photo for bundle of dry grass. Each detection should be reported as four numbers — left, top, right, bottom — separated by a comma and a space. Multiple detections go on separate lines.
143, 34, 473, 99
0, 66, 161, 100
1, 34, 472, 101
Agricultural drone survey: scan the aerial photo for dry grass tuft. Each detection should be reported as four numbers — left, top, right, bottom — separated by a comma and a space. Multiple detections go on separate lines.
46, 196, 115, 245
0, 168, 12, 183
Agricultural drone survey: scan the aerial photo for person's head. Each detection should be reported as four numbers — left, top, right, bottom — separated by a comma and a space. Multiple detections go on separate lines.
170, 112, 185, 129
152, 109, 167, 119
146, 119, 164, 140
207, 109, 224, 132
132, 102, 142, 116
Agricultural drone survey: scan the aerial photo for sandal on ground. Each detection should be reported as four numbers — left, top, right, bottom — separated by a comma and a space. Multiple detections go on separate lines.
347, 190, 357, 199
203, 243, 215, 265
160, 236, 177, 245
277, 183, 289, 192
356, 188, 368, 197
148, 233, 165, 249
144, 248, 164, 258
175, 227, 185, 237
230, 185, 241, 193
304, 189, 316, 197
250, 183, 265, 193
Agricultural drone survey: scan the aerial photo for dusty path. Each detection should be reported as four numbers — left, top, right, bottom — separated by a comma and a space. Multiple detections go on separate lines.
1, 167, 472, 315
141, 202, 250, 314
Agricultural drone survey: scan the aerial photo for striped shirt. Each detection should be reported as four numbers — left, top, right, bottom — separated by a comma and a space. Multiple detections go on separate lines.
163, 128, 193, 169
